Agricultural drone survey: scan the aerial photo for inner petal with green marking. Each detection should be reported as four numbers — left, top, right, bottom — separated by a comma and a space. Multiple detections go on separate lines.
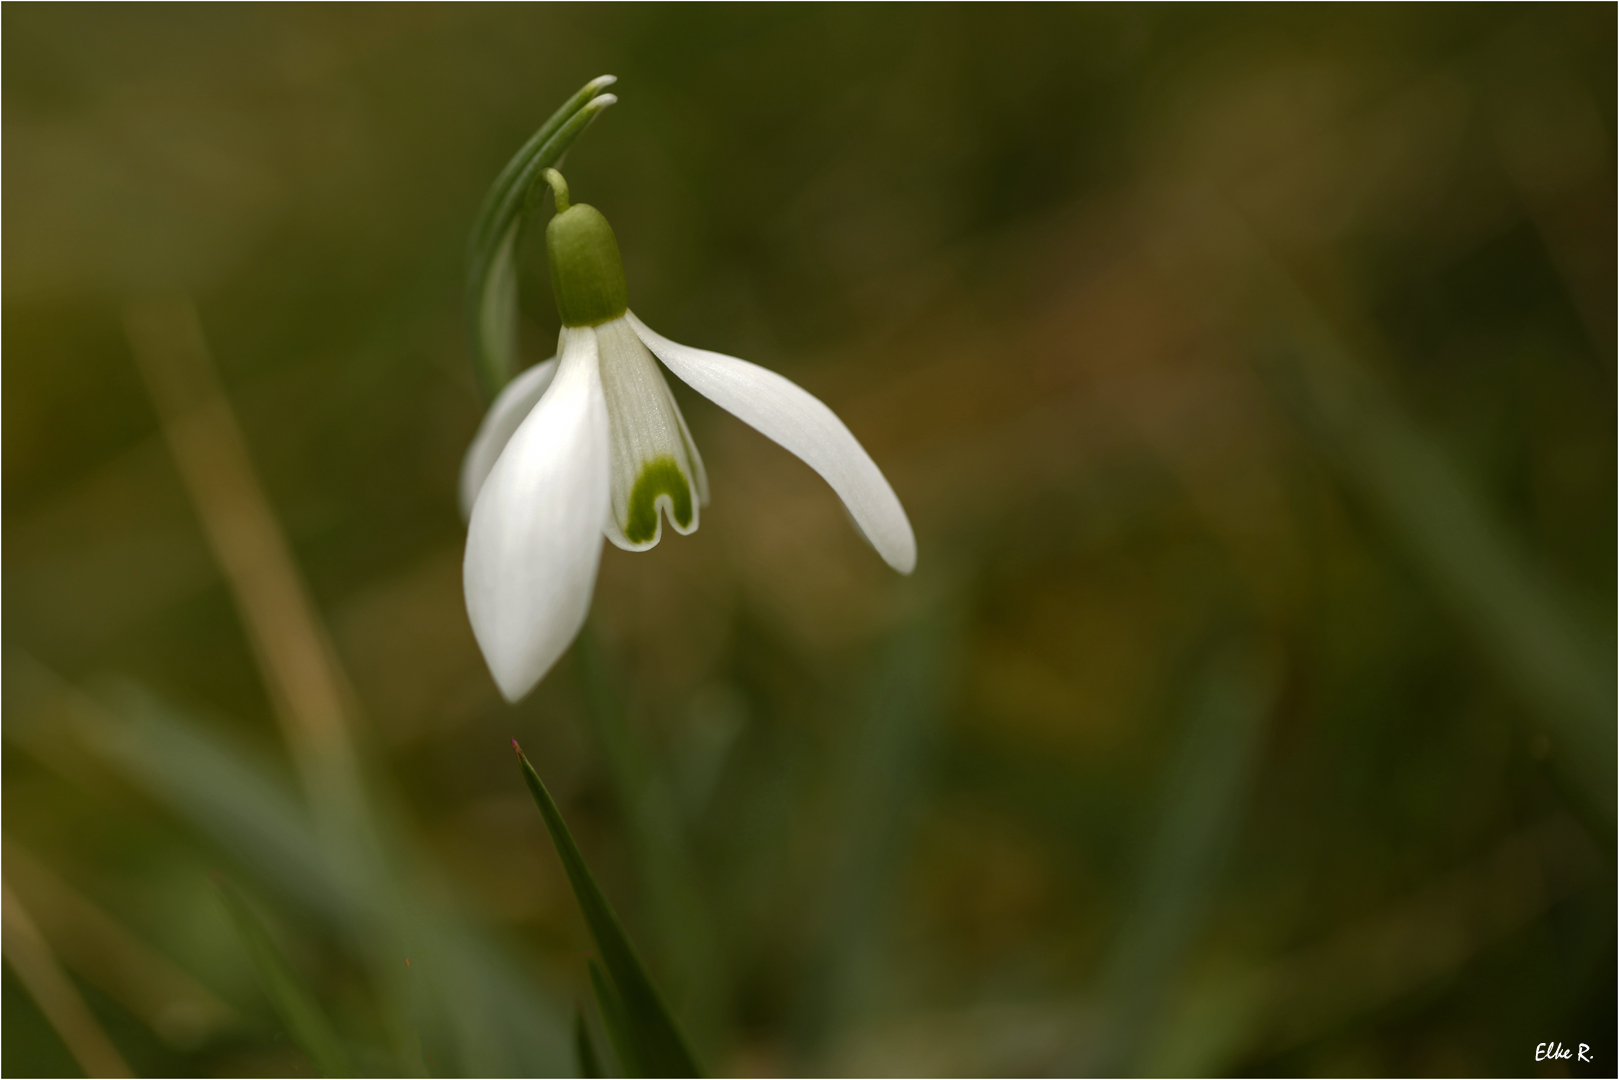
593, 315, 709, 552
625, 456, 694, 544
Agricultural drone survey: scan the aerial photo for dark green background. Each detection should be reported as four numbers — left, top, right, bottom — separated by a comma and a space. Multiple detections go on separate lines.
4, 5, 1613, 1076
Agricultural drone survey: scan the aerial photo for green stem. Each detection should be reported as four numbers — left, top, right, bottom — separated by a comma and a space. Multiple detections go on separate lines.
543, 168, 570, 214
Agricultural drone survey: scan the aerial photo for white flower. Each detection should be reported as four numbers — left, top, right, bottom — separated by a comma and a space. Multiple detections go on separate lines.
462, 171, 915, 701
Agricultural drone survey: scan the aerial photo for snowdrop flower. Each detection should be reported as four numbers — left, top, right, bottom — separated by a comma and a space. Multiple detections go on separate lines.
462, 170, 915, 701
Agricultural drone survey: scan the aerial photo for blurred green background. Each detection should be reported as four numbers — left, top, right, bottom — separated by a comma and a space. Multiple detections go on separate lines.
4, 5, 1614, 1077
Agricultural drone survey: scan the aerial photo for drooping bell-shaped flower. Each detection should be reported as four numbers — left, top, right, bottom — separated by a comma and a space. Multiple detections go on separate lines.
463, 169, 915, 701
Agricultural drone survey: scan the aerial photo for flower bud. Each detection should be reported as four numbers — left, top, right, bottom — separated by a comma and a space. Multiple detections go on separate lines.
547, 202, 629, 328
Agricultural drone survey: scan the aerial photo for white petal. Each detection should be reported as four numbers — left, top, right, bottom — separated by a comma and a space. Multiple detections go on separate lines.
458, 352, 560, 520
629, 312, 916, 574
464, 328, 609, 701
594, 316, 705, 552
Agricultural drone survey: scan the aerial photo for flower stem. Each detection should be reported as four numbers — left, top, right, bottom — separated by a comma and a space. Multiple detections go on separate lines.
543, 168, 570, 215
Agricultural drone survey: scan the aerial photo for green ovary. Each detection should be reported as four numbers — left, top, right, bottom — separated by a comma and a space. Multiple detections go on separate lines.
625, 456, 693, 544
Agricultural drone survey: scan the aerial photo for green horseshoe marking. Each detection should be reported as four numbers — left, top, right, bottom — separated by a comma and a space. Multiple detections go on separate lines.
625, 456, 693, 544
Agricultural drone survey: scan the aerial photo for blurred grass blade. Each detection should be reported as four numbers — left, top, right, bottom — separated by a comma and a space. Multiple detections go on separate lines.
1256, 274, 1617, 837
468, 75, 617, 398
1086, 639, 1281, 1075
216, 878, 353, 1077
795, 581, 963, 1057
514, 741, 704, 1077
576, 1004, 606, 1079
4, 836, 239, 1049
82, 679, 347, 921
1, 882, 134, 1078
16, 658, 575, 1076
590, 959, 640, 1077
577, 626, 722, 1045
123, 294, 367, 818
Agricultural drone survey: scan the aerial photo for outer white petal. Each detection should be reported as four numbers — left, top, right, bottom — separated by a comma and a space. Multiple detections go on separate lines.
458, 353, 560, 520
464, 328, 609, 701
628, 312, 916, 574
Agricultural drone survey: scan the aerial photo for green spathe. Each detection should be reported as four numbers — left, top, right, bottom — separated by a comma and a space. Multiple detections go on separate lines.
548, 203, 629, 328
625, 456, 694, 544
466, 77, 615, 400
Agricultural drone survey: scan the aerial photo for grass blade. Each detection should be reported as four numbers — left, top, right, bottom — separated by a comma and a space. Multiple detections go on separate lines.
1085, 640, 1281, 1074
589, 959, 640, 1077
793, 583, 962, 1058
575, 1004, 606, 1079
17, 659, 574, 1075
216, 878, 353, 1077
1257, 274, 1617, 837
1, 882, 133, 1078
576, 627, 722, 1045
514, 741, 704, 1077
